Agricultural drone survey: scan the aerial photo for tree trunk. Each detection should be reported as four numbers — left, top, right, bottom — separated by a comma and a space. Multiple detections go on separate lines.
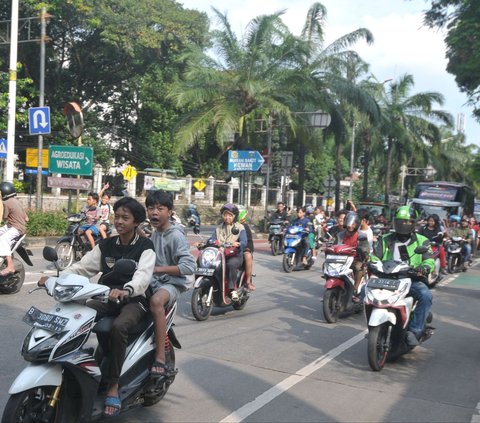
297, 141, 306, 206
361, 129, 371, 201
334, 136, 343, 213
384, 137, 394, 206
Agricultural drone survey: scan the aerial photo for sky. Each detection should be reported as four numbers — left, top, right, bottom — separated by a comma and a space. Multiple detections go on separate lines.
179, 0, 480, 147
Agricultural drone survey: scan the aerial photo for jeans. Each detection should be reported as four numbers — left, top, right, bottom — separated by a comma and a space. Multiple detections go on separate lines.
463, 243, 472, 262
408, 281, 433, 337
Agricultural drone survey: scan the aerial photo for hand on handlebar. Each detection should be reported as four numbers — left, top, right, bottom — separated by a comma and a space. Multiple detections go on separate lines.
109, 288, 130, 304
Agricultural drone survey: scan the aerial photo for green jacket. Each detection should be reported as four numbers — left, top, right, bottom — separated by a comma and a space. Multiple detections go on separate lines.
371, 232, 435, 272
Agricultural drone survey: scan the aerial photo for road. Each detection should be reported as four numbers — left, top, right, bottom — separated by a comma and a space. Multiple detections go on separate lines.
0, 242, 479, 422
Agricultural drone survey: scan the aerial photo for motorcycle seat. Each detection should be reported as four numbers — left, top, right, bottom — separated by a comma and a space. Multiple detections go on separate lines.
93, 313, 154, 337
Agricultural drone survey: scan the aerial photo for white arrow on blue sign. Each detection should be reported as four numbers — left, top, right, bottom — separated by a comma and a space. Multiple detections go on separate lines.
0, 138, 7, 159
228, 150, 265, 172
29, 106, 51, 135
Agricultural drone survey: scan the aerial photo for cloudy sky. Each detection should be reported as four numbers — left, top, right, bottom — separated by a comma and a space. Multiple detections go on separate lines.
180, 0, 480, 146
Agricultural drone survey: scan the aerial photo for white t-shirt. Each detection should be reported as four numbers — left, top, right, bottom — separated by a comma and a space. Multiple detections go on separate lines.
359, 227, 374, 250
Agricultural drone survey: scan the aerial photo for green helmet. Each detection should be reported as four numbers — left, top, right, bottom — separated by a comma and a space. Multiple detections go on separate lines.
394, 206, 418, 235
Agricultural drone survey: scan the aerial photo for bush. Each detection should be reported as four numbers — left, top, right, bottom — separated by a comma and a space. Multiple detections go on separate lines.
27, 210, 68, 236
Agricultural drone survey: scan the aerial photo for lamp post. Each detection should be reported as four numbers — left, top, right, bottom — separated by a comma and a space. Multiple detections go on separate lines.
348, 122, 357, 199
399, 165, 437, 199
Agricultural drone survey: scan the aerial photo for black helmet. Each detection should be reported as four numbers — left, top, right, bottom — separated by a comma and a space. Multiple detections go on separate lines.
344, 212, 360, 233
220, 203, 239, 220
393, 206, 418, 235
0, 182, 16, 200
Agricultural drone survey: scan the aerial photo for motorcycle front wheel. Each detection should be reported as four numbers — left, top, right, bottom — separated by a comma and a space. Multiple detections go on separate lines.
55, 242, 75, 271
0, 259, 25, 294
191, 286, 214, 321
323, 288, 341, 323
2, 386, 59, 423
282, 253, 295, 273
271, 238, 281, 256
367, 325, 390, 371
447, 254, 460, 273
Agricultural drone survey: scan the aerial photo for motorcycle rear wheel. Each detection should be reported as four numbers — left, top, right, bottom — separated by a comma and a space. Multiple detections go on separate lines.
282, 253, 294, 273
55, 242, 75, 271
323, 288, 341, 323
271, 238, 281, 256
0, 259, 25, 294
191, 287, 214, 321
143, 343, 176, 406
2, 386, 59, 423
368, 325, 389, 371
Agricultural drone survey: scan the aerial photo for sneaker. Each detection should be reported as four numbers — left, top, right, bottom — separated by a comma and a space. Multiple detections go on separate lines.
405, 331, 419, 347
302, 257, 308, 266
440, 268, 448, 275
230, 290, 239, 301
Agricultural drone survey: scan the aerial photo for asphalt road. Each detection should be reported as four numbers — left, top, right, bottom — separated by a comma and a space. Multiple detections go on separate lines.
0, 243, 479, 422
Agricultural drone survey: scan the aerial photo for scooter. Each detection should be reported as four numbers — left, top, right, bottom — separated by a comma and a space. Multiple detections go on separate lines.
322, 244, 365, 323
2, 247, 180, 422
427, 236, 443, 287
0, 234, 33, 294
282, 226, 314, 273
364, 246, 434, 371
191, 241, 249, 321
268, 218, 285, 256
185, 203, 201, 234
445, 236, 467, 273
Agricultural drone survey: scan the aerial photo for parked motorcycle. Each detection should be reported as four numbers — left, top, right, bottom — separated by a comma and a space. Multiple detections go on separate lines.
446, 236, 467, 273
282, 226, 314, 272
364, 247, 433, 371
191, 241, 249, 321
322, 244, 365, 323
2, 246, 180, 422
0, 234, 33, 294
268, 218, 285, 256
55, 212, 106, 271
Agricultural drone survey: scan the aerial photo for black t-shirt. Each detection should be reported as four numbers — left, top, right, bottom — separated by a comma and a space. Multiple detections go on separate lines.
243, 223, 254, 253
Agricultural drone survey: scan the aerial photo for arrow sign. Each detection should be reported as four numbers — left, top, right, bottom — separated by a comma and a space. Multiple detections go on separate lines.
228, 150, 265, 172
29, 107, 51, 135
47, 176, 92, 190
49, 145, 94, 176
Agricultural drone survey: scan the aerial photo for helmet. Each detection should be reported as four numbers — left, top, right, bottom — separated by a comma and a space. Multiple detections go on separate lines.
0, 182, 16, 200
393, 206, 418, 235
305, 204, 315, 215
220, 203, 239, 220
449, 214, 461, 223
344, 212, 360, 233
237, 205, 248, 223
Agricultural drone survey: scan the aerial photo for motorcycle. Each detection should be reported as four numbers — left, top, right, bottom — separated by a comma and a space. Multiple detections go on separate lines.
282, 226, 314, 273
446, 236, 467, 273
185, 203, 201, 235
191, 241, 249, 321
322, 244, 365, 323
55, 212, 107, 271
0, 234, 33, 294
364, 246, 433, 371
268, 218, 285, 256
427, 234, 443, 287
2, 246, 180, 423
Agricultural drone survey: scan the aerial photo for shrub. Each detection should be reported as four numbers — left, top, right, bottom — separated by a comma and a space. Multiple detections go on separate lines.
27, 210, 68, 236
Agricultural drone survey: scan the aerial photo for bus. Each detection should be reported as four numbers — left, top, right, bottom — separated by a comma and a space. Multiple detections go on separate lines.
410, 181, 474, 221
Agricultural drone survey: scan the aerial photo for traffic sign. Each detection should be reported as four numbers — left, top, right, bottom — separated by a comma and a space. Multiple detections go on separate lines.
121, 165, 137, 181
26, 148, 49, 168
194, 178, 206, 191
25, 168, 48, 175
47, 176, 92, 190
29, 107, 51, 135
0, 138, 7, 159
227, 150, 265, 172
49, 145, 93, 176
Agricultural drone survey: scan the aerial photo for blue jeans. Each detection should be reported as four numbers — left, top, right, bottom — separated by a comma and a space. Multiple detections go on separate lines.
463, 243, 472, 262
408, 281, 433, 336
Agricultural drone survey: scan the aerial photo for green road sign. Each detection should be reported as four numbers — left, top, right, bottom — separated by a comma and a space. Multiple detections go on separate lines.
48, 145, 93, 176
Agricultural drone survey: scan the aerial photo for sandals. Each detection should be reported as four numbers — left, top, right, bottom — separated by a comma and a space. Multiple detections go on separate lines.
103, 395, 121, 417
0, 269, 15, 277
246, 283, 256, 291
150, 360, 173, 379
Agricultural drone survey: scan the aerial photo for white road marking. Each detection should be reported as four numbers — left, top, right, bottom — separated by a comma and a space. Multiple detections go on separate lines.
220, 330, 367, 423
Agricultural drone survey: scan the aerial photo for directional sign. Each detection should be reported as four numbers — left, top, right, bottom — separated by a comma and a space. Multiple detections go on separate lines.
49, 145, 93, 176
0, 138, 7, 159
29, 107, 51, 135
121, 165, 137, 181
47, 176, 92, 190
227, 150, 265, 172
194, 178, 206, 191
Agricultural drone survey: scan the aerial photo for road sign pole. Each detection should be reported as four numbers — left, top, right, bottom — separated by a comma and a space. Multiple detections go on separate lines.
263, 115, 273, 232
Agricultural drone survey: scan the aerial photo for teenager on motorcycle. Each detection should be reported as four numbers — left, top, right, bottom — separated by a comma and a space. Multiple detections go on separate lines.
370, 206, 434, 347
271, 201, 289, 222
446, 215, 472, 267
291, 206, 313, 266
238, 206, 255, 291
208, 203, 247, 301
420, 214, 447, 275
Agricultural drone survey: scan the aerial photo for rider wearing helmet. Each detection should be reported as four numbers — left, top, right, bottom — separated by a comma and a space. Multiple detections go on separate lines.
446, 214, 472, 267
238, 206, 255, 291
208, 203, 247, 301
291, 206, 314, 266
371, 205, 434, 346
0, 181, 28, 276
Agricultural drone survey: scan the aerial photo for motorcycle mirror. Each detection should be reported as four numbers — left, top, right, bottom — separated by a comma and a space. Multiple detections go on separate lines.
358, 233, 368, 241
113, 259, 137, 275
193, 226, 200, 235
414, 245, 428, 254
231, 225, 239, 235
43, 246, 58, 262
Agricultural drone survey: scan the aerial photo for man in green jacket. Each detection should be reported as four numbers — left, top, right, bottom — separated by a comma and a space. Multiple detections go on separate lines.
371, 206, 434, 347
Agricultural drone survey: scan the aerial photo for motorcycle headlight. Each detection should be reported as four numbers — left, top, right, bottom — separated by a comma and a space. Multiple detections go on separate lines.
53, 283, 83, 302
201, 249, 218, 267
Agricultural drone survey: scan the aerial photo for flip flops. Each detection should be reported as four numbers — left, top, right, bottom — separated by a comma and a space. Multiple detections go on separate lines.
103, 395, 121, 417
150, 361, 173, 379
0, 269, 15, 277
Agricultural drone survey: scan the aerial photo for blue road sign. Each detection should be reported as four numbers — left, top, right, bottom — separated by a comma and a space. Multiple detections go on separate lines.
25, 168, 48, 175
0, 138, 7, 159
227, 150, 265, 172
29, 107, 51, 135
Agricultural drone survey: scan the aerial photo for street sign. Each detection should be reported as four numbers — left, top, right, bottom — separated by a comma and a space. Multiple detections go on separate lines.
25, 168, 48, 175
26, 148, 49, 168
0, 138, 7, 159
47, 176, 92, 190
121, 165, 137, 181
227, 150, 265, 172
194, 178, 206, 191
29, 106, 51, 135
49, 145, 93, 176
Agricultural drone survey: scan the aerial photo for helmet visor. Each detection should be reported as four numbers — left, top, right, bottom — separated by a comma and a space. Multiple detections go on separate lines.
394, 219, 415, 235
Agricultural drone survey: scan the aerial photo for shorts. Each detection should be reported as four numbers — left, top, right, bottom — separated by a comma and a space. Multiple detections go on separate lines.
80, 224, 100, 237
147, 280, 181, 308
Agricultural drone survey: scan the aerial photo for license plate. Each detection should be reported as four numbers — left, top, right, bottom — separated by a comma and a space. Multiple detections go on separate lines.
285, 234, 297, 239
195, 267, 214, 276
367, 278, 400, 290
325, 255, 348, 263
22, 306, 69, 334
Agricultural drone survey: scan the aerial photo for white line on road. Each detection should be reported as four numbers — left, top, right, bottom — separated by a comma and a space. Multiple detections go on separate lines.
220, 330, 367, 423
